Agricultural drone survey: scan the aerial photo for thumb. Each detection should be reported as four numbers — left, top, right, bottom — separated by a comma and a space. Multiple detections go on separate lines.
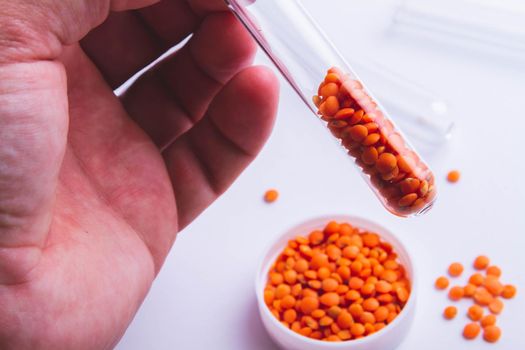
0, 60, 67, 283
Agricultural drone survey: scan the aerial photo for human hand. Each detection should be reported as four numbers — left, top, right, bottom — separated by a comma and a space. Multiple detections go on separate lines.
0, 0, 279, 348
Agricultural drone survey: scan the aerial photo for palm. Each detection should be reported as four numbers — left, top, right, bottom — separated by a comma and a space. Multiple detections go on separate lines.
0, 1, 279, 349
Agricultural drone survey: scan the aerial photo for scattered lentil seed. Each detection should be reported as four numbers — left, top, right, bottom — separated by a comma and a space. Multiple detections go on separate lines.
443, 306, 457, 320
480, 314, 496, 328
448, 262, 464, 277
486, 266, 502, 277
435, 276, 450, 290
501, 285, 517, 299
463, 322, 481, 340
483, 325, 501, 343
447, 170, 461, 183
435, 256, 517, 344
473, 256, 490, 270
449, 286, 464, 301
264, 189, 279, 203
467, 305, 484, 321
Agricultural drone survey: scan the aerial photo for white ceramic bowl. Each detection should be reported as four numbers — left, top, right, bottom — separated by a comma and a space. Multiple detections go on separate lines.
256, 215, 416, 350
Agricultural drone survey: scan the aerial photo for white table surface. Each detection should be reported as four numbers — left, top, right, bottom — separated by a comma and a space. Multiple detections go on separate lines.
116, 0, 525, 349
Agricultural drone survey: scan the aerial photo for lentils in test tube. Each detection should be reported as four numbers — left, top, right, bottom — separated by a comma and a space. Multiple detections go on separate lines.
313, 68, 436, 216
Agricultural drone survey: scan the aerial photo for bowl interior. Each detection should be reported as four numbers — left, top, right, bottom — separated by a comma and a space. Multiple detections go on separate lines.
256, 215, 416, 348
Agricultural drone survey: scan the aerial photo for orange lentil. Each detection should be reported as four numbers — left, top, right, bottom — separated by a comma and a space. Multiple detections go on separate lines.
381, 270, 398, 283
281, 295, 296, 309
483, 325, 501, 343
270, 273, 283, 286
435, 276, 449, 290
443, 306, 457, 320
435, 258, 516, 343
488, 298, 504, 314
484, 276, 503, 296
264, 189, 279, 203
324, 73, 340, 84
374, 306, 389, 322
311, 309, 326, 319
349, 277, 364, 290
448, 262, 464, 277
469, 273, 484, 286
320, 96, 340, 117
326, 245, 342, 261
376, 281, 393, 293
447, 170, 461, 183
265, 220, 410, 342
463, 284, 476, 297
311, 253, 330, 270
361, 283, 375, 296
319, 316, 334, 327
463, 322, 481, 340
283, 309, 297, 323
320, 293, 340, 307
337, 330, 351, 340
303, 316, 319, 330
396, 287, 409, 303
309, 230, 324, 246
337, 266, 351, 281
501, 284, 517, 299
319, 83, 339, 98
350, 323, 365, 337
275, 284, 291, 299
336, 311, 354, 329
300, 297, 319, 315
386, 311, 398, 323
480, 314, 497, 328
376, 153, 397, 174
377, 293, 394, 304
467, 305, 484, 321
310, 331, 322, 340
473, 255, 490, 270
299, 327, 313, 337
343, 245, 360, 259
324, 221, 340, 234
264, 289, 275, 305
486, 266, 501, 277
345, 290, 360, 302
322, 278, 339, 292
326, 306, 342, 319
474, 288, 493, 306
360, 311, 376, 324
449, 286, 465, 301
304, 270, 317, 280
363, 298, 380, 312
317, 267, 331, 280
349, 303, 364, 318
284, 270, 297, 285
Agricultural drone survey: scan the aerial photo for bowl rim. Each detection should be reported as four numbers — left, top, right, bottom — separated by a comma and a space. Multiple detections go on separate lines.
255, 214, 417, 348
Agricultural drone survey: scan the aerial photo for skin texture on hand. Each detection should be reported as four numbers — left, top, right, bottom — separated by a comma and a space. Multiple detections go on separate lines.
0, 0, 279, 348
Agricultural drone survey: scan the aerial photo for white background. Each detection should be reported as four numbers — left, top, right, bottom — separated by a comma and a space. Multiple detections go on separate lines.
116, 0, 525, 349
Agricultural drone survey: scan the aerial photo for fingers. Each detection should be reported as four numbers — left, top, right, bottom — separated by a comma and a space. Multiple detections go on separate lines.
81, 12, 162, 89
163, 66, 279, 228
121, 11, 257, 148
0, 0, 163, 63
111, 0, 160, 11
81, 0, 198, 89
186, 0, 229, 14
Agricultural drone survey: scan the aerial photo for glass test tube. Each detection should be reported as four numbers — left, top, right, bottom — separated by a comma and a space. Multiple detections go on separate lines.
225, 0, 437, 217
